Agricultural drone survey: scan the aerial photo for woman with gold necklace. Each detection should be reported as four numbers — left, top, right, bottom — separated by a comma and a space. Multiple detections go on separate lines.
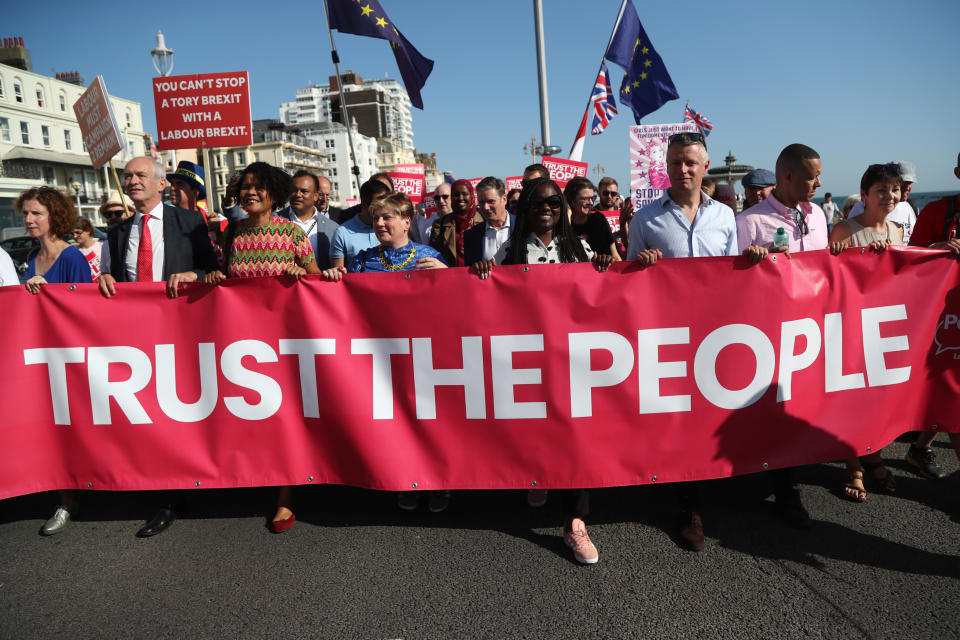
323, 191, 447, 277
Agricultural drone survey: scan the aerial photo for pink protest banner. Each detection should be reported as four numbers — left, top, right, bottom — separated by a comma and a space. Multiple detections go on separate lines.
73, 76, 124, 169
506, 176, 524, 192
387, 163, 426, 204
153, 71, 252, 149
541, 156, 588, 189
629, 122, 697, 211
0, 248, 957, 500
422, 192, 437, 216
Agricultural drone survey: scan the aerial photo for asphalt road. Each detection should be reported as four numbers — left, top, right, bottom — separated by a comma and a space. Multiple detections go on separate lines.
1, 437, 958, 640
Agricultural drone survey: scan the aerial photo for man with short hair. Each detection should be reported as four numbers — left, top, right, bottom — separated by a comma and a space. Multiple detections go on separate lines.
316, 175, 343, 224
277, 170, 339, 269
738, 143, 837, 531
821, 192, 840, 226
464, 176, 514, 266
99, 192, 134, 228
330, 177, 390, 269
627, 131, 737, 552
848, 161, 917, 241
596, 177, 621, 212
522, 163, 550, 186
95, 155, 218, 538
412, 183, 452, 244
741, 168, 776, 210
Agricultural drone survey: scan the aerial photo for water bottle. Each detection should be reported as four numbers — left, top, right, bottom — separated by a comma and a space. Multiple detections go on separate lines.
773, 227, 789, 248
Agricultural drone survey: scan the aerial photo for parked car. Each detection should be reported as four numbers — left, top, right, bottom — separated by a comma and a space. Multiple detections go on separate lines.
0, 236, 39, 267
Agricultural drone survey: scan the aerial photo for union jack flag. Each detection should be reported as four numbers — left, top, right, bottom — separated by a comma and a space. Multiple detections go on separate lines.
683, 102, 713, 137
590, 64, 618, 135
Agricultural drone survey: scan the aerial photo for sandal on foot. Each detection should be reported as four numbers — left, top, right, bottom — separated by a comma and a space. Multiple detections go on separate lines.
863, 461, 896, 494
842, 471, 867, 503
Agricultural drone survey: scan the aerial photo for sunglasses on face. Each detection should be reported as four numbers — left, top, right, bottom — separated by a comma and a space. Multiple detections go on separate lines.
435, 194, 450, 200
601, 190, 618, 197
529, 195, 563, 209
103, 209, 125, 218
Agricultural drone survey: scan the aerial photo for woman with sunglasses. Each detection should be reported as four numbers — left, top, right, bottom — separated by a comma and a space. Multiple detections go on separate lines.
205, 162, 322, 533
72, 217, 102, 281
15, 187, 93, 535
563, 176, 621, 261
472, 177, 613, 565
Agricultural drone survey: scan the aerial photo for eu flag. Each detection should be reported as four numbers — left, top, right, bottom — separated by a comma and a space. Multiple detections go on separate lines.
326, 0, 434, 109
604, 0, 678, 124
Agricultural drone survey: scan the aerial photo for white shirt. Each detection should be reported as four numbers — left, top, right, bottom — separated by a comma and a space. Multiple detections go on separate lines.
123, 202, 165, 282
523, 232, 594, 264
849, 201, 916, 243
482, 214, 513, 262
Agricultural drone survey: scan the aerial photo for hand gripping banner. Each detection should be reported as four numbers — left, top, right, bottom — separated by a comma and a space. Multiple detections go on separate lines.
2, 248, 958, 499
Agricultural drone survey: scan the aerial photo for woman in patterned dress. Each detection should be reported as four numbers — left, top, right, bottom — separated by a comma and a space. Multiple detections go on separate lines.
205, 162, 321, 532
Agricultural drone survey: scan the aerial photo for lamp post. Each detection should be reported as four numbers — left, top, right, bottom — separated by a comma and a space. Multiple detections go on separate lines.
70, 181, 82, 212
150, 31, 174, 77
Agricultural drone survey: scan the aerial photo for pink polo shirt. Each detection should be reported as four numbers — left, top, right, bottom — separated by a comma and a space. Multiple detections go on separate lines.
736, 193, 829, 253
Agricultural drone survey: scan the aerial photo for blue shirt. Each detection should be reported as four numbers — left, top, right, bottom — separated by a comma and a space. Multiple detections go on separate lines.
627, 191, 738, 259
25, 245, 91, 283
349, 242, 446, 273
331, 214, 378, 263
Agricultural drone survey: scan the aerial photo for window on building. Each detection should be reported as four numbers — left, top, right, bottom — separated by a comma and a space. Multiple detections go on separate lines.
0, 118, 9, 142
254, 152, 260, 162
217, 174, 223, 187
215, 154, 222, 168
59, 93, 66, 111
20, 121, 29, 144
42, 166, 54, 184
128, 141, 135, 157
0, 77, 4, 98
64, 129, 71, 150
125, 110, 131, 128
41, 125, 50, 146
331, 167, 337, 176
14, 81, 23, 103
36, 87, 45, 108
330, 153, 335, 162
237, 151, 246, 165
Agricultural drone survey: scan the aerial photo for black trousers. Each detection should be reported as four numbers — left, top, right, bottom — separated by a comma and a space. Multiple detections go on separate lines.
559, 489, 589, 520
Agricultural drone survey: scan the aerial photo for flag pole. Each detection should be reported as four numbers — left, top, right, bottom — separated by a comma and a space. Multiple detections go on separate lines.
320, 0, 364, 201
567, 0, 630, 158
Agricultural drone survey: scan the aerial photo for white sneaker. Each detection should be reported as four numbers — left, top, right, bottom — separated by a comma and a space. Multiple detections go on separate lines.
41, 505, 75, 536
564, 518, 598, 565
527, 489, 549, 507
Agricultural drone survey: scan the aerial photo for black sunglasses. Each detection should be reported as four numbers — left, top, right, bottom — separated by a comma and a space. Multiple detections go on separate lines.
103, 209, 125, 218
793, 209, 809, 236
529, 195, 563, 209
668, 132, 707, 149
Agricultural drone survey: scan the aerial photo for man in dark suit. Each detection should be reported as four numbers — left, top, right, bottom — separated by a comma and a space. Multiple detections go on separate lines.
464, 176, 514, 267
99, 156, 217, 299
96, 156, 218, 538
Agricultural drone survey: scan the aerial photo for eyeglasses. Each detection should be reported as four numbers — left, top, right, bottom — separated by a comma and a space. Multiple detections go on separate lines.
601, 190, 618, 197
435, 194, 450, 200
793, 209, 809, 235
71, 230, 84, 235
668, 132, 707, 149
529, 195, 563, 209
103, 209, 125, 219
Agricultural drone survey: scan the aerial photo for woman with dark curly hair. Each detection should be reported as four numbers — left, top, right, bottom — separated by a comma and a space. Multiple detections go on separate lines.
471, 177, 612, 565
15, 187, 93, 535
205, 162, 321, 533
17, 187, 90, 294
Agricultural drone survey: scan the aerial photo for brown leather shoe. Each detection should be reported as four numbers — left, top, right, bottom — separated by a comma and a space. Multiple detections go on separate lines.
677, 510, 704, 551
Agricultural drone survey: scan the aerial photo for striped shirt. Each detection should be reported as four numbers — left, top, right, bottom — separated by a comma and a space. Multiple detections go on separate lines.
627, 191, 737, 259
227, 217, 315, 278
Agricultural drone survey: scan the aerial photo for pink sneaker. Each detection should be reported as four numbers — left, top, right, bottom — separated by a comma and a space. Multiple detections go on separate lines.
564, 518, 599, 564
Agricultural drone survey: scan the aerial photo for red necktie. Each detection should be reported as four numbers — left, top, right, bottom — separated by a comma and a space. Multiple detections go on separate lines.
136, 213, 153, 282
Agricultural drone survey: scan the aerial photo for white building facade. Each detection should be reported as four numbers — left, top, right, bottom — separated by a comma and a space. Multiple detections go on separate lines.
0, 64, 145, 228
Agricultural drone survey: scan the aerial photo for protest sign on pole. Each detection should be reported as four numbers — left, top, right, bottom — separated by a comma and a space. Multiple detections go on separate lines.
629, 122, 697, 210
505, 176, 524, 192
153, 71, 252, 149
73, 75, 124, 169
541, 156, 588, 189
422, 192, 437, 216
387, 163, 425, 204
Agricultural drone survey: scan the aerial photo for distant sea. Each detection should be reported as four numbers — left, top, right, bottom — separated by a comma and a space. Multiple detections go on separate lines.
813, 190, 955, 212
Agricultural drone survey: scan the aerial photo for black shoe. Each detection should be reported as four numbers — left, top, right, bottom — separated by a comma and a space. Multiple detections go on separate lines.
137, 508, 176, 537
904, 445, 946, 480
775, 491, 811, 530
677, 510, 705, 551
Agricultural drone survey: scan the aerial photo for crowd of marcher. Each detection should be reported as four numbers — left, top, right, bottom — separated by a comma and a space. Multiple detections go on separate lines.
6, 136, 960, 565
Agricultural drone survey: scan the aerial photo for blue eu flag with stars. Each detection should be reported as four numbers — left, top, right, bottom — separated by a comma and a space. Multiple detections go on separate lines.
326, 0, 434, 109
604, 0, 678, 124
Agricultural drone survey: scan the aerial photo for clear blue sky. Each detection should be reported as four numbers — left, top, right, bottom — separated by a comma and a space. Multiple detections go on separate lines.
3, 0, 959, 197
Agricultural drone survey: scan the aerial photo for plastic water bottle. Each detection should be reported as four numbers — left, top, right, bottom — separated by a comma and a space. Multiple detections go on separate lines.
773, 227, 789, 248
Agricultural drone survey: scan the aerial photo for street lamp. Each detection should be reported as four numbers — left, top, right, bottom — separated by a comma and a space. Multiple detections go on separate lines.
70, 181, 82, 212
151, 30, 174, 77
523, 133, 561, 163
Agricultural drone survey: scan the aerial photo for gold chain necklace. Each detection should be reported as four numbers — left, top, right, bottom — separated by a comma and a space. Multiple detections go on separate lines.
378, 244, 416, 271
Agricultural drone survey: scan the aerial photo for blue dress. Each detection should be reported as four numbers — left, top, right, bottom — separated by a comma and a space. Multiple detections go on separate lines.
25, 245, 92, 284
349, 242, 446, 273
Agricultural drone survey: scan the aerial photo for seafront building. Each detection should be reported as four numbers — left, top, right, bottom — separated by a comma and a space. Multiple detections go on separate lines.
0, 37, 146, 230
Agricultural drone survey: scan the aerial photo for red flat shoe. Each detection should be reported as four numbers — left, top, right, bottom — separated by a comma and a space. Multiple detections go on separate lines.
270, 514, 295, 533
